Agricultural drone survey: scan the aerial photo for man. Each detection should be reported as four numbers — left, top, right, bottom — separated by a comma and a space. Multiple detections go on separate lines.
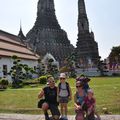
38, 77, 60, 120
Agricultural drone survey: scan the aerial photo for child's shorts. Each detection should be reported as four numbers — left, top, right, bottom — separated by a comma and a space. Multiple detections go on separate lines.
59, 96, 69, 103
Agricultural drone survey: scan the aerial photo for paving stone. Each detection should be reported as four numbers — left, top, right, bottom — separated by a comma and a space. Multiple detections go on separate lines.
0, 114, 120, 120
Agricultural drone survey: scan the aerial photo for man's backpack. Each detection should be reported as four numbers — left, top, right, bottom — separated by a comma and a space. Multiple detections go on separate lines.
58, 82, 70, 97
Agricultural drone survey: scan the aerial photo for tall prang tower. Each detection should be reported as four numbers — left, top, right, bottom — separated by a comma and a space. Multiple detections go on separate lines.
76, 0, 99, 67
26, 0, 74, 64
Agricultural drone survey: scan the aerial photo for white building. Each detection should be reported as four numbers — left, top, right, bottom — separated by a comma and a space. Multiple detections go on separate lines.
0, 30, 40, 81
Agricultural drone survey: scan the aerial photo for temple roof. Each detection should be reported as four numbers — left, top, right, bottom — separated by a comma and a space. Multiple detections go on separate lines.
0, 30, 40, 60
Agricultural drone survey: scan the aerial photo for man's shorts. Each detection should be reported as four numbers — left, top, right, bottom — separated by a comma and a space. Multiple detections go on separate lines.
59, 96, 69, 103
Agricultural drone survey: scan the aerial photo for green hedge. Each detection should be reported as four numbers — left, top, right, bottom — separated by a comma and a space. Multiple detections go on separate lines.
22, 79, 39, 85
38, 76, 47, 84
0, 78, 9, 89
0, 78, 8, 85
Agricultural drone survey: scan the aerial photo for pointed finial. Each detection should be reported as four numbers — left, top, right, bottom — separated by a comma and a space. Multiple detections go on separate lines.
18, 20, 26, 40
20, 20, 22, 31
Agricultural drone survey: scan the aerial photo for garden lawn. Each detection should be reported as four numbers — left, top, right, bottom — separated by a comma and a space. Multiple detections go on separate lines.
0, 77, 120, 114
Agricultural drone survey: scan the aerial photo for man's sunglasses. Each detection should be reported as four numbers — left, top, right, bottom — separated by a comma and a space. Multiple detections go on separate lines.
49, 81, 55, 83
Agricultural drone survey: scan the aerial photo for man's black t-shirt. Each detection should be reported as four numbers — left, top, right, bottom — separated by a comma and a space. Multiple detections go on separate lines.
43, 86, 58, 105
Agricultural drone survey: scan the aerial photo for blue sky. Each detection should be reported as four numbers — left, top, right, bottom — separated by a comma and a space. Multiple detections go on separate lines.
0, 0, 120, 59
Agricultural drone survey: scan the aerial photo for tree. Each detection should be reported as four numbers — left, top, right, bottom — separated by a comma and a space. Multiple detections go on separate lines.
8, 55, 36, 88
97, 56, 108, 76
63, 52, 77, 78
46, 58, 59, 77
8, 55, 23, 88
23, 64, 36, 79
109, 46, 120, 64
36, 59, 46, 77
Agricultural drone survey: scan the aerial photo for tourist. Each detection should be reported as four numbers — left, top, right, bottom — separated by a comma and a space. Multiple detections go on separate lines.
74, 81, 86, 120
38, 77, 60, 120
57, 73, 72, 119
84, 89, 101, 120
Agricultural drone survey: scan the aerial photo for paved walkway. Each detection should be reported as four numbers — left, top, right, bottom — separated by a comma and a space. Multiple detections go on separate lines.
0, 113, 120, 120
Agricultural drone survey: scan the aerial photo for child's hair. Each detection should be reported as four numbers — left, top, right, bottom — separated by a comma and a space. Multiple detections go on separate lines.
87, 89, 94, 95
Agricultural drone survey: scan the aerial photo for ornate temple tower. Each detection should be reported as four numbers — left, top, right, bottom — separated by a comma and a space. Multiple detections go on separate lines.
26, 0, 74, 64
76, 0, 99, 67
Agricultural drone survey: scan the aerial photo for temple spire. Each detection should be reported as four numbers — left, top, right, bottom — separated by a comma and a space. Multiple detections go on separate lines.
26, 0, 74, 64
36, 0, 60, 29
76, 0, 99, 67
37, 0, 55, 12
78, 0, 89, 32
78, 0, 87, 14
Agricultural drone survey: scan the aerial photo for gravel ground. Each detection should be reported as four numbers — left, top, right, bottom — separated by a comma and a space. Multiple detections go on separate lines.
0, 114, 120, 120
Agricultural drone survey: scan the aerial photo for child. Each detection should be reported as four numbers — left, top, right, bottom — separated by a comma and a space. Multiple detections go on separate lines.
84, 89, 101, 120
58, 73, 72, 119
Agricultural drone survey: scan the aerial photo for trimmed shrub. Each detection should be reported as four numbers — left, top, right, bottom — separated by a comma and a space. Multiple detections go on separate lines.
38, 76, 47, 84
112, 73, 120, 76
22, 79, 39, 85
0, 78, 9, 89
0, 78, 8, 85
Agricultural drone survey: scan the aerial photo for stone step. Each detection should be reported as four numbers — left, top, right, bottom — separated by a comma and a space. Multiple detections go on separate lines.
0, 114, 120, 120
